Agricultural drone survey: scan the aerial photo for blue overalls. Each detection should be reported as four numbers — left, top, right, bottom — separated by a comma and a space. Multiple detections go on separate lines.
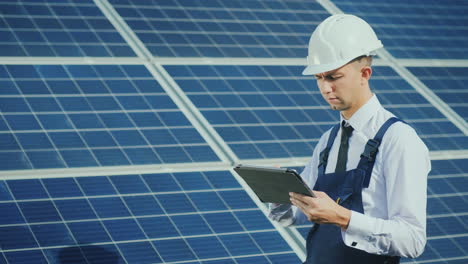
303, 117, 402, 264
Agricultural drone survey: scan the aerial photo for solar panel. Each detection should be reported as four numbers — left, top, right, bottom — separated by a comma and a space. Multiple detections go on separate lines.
164, 64, 467, 160
0, 64, 220, 170
0, 0, 135, 57
0, 170, 301, 263
407, 67, 468, 122
109, 0, 329, 58
331, 0, 468, 59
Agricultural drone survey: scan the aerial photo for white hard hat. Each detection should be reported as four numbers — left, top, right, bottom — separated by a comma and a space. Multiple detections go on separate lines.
302, 14, 383, 75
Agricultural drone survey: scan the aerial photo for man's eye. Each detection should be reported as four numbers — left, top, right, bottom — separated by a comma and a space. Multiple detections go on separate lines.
326, 75, 340, 81
315, 75, 341, 81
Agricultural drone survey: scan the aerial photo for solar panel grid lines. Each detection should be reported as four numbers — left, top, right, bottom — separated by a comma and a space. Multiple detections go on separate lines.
410, 166, 468, 264
94, 0, 155, 59
109, 0, 329, 58
0, 66, 73, 170
0, 64, 222, 170
0, 0, 135, 57
407, 66, 468, 124
224, 0, 313, 59
202, 0, 279, 59
151, 63, 239, 164
0, 170, 302, 263
190, 1, 278, 59
383, 63, 468, 136
0, 116, 35, 171
65, 65, 175, 167
171, 169, 273, 264
0, 178, 52, 262
90, 171, 188, 264
226, 167, 307, 261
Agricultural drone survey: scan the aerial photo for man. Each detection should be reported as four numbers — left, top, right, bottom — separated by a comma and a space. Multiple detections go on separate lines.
269, 14, 430, 264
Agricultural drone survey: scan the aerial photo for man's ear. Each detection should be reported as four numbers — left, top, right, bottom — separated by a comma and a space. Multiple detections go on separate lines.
361, 66, 372, 83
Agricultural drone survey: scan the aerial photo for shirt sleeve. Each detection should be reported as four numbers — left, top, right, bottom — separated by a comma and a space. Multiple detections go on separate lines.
267, 130, 328, 226
342, 124, 430, 258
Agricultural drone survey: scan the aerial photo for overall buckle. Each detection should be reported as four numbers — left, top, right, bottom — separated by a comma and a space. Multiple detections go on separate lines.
360, 139, 380, 162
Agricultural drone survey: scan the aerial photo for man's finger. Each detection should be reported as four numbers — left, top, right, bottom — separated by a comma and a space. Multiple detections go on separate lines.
291, 192, 315, 203
290, 193, 310, 207
289, 192, 307, 200
291, 197, 307, 212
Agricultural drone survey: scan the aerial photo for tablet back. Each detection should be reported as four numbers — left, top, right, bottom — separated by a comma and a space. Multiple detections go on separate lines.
233, 165, 313, 204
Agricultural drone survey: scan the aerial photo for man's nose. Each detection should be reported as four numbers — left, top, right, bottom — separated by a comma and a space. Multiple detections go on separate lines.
320, 80, 334, 93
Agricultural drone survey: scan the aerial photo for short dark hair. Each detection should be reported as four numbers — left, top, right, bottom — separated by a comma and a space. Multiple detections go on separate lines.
349, 55, 373, 66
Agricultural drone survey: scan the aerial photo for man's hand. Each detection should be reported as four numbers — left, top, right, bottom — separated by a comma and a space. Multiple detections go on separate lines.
289, 191, 351, 230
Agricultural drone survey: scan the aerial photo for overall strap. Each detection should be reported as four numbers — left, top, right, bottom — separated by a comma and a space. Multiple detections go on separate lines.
318, 123, 340, 175
359, 117, 405, 188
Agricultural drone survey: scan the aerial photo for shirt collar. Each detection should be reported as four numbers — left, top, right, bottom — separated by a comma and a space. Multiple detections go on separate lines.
340, 94, 382, 131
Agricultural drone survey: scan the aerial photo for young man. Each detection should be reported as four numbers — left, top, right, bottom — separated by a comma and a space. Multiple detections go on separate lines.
269, 14, 430, 264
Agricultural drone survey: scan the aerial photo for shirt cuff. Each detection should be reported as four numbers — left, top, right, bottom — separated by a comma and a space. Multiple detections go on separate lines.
342, 211, 373, 250
342, 211, 391, 255
346, 210, 373, 236
268, 203, 295, 226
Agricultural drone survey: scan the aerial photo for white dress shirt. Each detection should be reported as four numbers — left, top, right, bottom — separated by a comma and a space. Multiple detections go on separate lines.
269, 94, 430, 258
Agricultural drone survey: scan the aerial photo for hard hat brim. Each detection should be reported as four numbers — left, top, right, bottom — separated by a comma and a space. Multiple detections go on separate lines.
302, 59, 350, 76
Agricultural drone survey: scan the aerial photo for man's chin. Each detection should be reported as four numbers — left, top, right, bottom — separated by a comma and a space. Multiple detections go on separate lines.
330, 104, 349, 111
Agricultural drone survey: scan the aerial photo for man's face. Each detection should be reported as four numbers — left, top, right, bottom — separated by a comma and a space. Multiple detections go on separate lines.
314, 61, 366, 113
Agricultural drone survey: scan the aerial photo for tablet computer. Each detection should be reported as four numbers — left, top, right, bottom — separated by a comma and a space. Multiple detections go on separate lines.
233, 164, 314, 204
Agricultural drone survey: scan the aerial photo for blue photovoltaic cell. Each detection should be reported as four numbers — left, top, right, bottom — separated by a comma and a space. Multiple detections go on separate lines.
408, 67, 468, 122
110, 0, 329, 58
0, 170, 300, 263
0, 64, 220, 170
332, 0, 468, 59
294, 159, 468, 264
0, 1, 134, 57
164, 64, 467, 160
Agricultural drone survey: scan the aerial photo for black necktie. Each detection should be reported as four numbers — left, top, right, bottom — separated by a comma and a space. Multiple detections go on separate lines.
335, 121, 354, 174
